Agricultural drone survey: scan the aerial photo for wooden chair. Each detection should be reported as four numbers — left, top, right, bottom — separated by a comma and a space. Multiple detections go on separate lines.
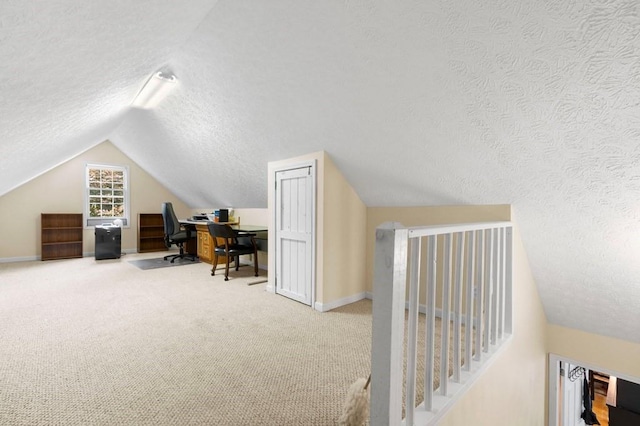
207, 222, 258, 281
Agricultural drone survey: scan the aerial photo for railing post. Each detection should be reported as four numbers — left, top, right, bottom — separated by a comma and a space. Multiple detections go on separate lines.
371, 222, 408, 426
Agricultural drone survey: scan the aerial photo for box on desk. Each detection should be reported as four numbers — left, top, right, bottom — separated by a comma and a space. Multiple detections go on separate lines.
207, 209, 229, 222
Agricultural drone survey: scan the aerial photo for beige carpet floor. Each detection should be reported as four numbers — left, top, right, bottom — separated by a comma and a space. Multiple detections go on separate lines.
0, 254, 374, 425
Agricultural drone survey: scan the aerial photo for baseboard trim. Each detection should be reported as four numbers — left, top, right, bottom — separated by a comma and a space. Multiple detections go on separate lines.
0, 248, 141, 264
0, 256, 38, 263
314, 292, 368, 312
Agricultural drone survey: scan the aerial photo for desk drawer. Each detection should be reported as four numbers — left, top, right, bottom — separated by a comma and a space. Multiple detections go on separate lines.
197, 230, 212, 263
201, 235, 211, 258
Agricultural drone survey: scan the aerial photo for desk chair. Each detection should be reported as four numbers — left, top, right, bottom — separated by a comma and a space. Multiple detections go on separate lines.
161, 202, 197, 263
207, 222, 258, 281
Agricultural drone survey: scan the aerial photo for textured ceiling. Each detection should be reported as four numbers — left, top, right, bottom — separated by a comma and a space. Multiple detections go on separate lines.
2, 1, 640, 343
0, 0, 218, 194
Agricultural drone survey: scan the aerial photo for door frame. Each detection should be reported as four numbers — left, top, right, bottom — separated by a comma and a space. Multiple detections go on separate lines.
270, 160, 317, 308
548, 353, 640, 425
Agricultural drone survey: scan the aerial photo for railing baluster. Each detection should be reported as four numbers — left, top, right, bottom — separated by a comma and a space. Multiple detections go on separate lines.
453, 232, 464, 382
504, 227, 513, 334
474, 229, 484, 361
440, 233, 452, 395
424, 235, 437, 411
498, 227, 505, 339
483, 229, 493, 353
464, 230, 475, 371
405, 237, 421, 426
491, 228, 499, 345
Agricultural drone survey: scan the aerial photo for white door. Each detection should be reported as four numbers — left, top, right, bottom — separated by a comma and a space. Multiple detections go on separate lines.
560, 362, 586, 426
274, 164, 315, 305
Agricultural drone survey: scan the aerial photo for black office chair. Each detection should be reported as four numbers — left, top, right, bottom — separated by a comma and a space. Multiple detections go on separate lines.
161, 202, 197, 263
207, 222, 258, 281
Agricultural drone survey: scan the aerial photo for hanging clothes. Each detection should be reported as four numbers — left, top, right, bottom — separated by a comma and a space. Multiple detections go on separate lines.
581, 374, 600, 425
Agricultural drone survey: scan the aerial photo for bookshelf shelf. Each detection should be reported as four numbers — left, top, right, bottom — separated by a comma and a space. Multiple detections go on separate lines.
138, 213, 167, 253
41, 213, 83, 260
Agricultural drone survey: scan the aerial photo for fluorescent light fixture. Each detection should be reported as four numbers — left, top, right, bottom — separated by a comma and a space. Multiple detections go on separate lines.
131, 71, 177, 109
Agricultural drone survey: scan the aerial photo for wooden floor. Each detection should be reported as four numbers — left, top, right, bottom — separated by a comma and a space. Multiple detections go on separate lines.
592, 389, 609, 426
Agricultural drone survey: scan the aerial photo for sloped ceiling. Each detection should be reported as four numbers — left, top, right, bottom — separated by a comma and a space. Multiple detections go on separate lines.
2, 1, 640, 343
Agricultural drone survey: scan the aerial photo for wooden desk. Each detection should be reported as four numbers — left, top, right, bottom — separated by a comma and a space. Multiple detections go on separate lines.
180, 220, 267, 264
180, 220, 234, 264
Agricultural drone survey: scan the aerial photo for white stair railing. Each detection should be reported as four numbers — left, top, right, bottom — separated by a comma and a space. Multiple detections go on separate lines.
371, 221, 513, 426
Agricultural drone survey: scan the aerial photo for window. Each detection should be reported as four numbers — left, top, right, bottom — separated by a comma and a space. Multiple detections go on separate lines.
85, 164, 129, 227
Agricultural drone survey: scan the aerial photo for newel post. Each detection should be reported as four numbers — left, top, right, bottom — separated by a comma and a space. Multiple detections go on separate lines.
370, 222, 408, 426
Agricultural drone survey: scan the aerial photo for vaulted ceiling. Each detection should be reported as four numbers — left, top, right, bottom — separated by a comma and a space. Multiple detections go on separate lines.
2, 1, 640, 343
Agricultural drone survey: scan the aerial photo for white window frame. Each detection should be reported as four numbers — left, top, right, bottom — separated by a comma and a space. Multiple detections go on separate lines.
84, 163, 130, 228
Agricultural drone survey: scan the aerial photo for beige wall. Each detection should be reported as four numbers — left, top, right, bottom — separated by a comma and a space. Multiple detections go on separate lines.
439, 222, 548, 425
322, 153, 367, 304
233, 208, 269, 267
0, 140, 190, 259
547, 324, 640, 379
189, 207, 268, 226
231, 208, 268, 227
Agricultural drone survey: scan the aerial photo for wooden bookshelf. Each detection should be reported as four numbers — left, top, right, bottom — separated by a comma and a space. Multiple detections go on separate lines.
138, 213, 167, 253
41, 213, 83, 260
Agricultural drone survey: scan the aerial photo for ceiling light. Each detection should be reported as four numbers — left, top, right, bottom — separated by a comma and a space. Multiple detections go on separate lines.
131, 71, 177, 109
